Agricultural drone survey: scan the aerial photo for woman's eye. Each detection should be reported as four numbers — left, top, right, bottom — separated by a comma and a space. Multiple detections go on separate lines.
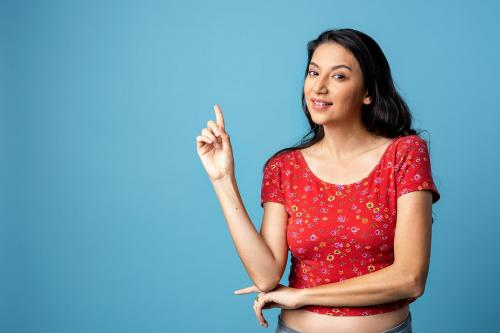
307, 70, 345, 80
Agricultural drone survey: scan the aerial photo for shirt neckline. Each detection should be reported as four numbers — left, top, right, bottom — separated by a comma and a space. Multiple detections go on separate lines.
295, 137, 400, 187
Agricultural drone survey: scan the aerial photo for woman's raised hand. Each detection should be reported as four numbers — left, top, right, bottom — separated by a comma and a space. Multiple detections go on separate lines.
196, 104, 235, 181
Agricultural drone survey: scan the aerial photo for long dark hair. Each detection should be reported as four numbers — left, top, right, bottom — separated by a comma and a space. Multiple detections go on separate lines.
264, 28, 429, 168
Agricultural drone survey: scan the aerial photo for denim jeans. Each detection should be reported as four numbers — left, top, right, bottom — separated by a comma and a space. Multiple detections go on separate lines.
275, 312, 412, 333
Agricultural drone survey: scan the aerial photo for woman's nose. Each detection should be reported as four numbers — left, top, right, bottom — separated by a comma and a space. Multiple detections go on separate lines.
313, 76, 328, 93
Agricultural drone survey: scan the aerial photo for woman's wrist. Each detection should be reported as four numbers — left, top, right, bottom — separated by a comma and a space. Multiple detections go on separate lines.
211, 173, 236, 186
295, 287, 310, 308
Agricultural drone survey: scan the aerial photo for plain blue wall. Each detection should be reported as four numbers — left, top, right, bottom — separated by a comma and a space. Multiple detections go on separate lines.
2, 0, 499, 332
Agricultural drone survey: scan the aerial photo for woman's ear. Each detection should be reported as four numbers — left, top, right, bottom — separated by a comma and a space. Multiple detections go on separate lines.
362, 90, 372, 105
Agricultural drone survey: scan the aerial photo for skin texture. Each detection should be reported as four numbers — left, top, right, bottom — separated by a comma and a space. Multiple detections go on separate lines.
196, 42, 433, 331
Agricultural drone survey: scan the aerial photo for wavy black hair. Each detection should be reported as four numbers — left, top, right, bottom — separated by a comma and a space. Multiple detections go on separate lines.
264, 28, 430, 167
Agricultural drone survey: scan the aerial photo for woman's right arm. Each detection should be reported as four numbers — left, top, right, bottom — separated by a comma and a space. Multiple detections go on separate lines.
196, 105, 284, 292
211, 175, 285, 292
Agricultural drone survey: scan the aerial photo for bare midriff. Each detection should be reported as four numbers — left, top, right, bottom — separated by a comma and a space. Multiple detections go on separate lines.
279, 305, 409, 333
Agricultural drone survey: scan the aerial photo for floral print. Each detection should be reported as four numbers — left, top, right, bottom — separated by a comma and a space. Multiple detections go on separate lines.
260, 135, 440, 316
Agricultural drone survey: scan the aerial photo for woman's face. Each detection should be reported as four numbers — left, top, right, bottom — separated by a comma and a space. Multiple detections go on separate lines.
303, 42, 372, 125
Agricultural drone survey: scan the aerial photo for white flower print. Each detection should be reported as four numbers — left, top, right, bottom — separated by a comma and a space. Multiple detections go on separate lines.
379, 244, 389, 251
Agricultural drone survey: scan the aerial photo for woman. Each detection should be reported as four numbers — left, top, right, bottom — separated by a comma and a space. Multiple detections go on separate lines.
196, 28, 440, 333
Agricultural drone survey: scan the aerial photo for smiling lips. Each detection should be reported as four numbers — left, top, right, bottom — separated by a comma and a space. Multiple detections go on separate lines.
311, 98, 333, 110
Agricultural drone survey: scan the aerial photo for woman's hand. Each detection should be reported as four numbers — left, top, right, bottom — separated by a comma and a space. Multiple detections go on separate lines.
196, 104, 235, 182
233, 283, 305, 328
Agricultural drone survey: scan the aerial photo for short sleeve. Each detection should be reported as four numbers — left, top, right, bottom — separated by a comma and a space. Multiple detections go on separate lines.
260, 156, 286, 207
395, 136, 441, 204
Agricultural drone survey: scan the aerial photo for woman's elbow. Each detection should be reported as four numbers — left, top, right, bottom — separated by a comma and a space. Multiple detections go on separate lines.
256, 277, 280, 293
409, 274, 426, 298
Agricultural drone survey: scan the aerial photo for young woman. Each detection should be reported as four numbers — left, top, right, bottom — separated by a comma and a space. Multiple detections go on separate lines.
196, 28, 440, 333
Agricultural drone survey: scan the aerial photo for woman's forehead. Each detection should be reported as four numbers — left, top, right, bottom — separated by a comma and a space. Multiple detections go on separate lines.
310, 43, 359, 71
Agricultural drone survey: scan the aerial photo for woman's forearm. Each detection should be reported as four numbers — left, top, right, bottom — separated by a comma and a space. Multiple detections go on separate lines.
296, 264, 420, 307
211, 174, 280, 291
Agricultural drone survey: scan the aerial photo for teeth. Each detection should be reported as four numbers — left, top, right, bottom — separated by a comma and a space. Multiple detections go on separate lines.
314, 101, 331, 105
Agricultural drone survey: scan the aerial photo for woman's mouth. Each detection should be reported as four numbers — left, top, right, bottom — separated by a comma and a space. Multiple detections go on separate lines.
311, 99, 333, 111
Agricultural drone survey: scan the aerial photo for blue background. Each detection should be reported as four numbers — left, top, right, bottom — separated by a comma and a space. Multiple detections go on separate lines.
2, 0, 499, 332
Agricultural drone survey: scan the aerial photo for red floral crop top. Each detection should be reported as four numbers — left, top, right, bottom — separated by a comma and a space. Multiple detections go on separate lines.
260, 135, 440, 316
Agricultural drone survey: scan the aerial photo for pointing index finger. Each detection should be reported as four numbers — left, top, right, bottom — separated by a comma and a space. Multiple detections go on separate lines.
214, 104, 225, 129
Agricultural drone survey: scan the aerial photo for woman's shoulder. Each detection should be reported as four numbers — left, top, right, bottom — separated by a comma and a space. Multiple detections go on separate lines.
267, 148, 299, 163
392, 134, 431, 154
394, 134, 429, 146
262, 149, 299, 175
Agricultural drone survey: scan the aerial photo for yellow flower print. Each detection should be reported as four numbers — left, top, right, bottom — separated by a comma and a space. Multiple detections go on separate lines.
362, 217, 368, 224
326, 254, 334, 261
328, 195, 335, 202
366, 202, 374, 209
367, 265, 375, 272
296, 212, 302, 217
373, 207, 380, 213
334, 249, 341, 255
338, 270, 344, 275
291, 205, 298, 212
335, 191, 342, 195
320, 242, 326, 247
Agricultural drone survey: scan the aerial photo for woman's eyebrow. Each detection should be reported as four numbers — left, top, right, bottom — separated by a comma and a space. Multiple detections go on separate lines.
309, 61, 352, 71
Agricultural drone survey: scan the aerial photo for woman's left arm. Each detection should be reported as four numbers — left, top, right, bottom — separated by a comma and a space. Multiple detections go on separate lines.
296, 189, 433, 307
